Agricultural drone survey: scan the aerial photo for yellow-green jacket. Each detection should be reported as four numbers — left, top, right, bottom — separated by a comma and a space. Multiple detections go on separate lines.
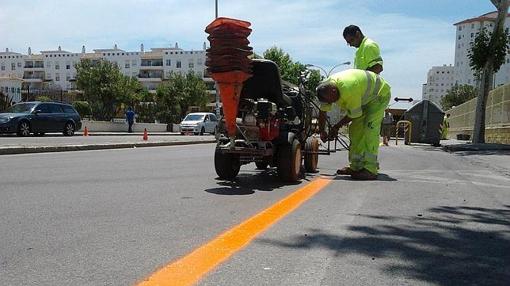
354, 37, 383, 71
320, 69, 391, 118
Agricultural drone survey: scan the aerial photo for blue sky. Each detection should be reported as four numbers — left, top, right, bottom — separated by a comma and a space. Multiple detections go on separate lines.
0, 0, 499, 108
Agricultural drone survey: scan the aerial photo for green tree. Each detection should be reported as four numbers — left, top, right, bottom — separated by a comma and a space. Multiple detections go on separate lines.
263, 46, 303, 85
468, 0, 509, 143
263, 46, 323, 92
440, 84, 478, 111
155, 72, 208, 123
75, 59, 144, 120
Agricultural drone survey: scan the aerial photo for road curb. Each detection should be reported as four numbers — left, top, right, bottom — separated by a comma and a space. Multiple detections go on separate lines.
0, 140, 217, 155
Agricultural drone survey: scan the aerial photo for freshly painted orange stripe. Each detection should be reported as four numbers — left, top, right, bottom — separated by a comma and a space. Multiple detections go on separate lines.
137, 177, 332, 286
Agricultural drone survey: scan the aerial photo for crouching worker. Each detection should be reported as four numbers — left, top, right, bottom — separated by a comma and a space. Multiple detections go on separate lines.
317, 69, 391, 180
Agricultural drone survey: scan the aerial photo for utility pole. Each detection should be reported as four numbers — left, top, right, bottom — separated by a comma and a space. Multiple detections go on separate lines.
472, 0, 509, 143
215, 0, 218, 19
214, 0, 220, 116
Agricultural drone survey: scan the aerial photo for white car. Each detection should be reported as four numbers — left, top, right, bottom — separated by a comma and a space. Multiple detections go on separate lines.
179, 112, 218, 135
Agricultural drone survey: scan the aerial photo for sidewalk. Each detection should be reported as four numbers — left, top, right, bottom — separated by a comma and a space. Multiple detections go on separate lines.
0, 133, 216, 155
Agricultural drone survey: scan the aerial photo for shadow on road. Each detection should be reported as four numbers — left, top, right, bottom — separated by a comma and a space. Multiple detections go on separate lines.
257, 205, 510, 285
206, 169, 302, 196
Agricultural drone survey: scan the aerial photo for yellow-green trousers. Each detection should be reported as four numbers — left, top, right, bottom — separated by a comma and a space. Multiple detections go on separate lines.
348, 91, 391, 174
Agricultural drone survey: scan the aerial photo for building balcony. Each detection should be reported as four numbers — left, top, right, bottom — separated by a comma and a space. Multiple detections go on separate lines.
22, 76, 45, 83
137, 77, 162, 83
139, 65, 164, 71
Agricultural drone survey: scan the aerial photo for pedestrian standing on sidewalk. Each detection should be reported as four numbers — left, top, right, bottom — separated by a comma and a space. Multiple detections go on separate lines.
125, 107, 135, 133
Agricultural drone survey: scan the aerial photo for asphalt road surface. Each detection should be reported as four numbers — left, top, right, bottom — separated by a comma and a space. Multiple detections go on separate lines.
1, 143, 509, 286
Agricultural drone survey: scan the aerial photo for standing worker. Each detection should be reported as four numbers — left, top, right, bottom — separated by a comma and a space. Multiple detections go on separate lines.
441, 113, 450, 140
125, 106, 135, 133
343, 25, 383, 74
381, 109, 394, 146
317, 69, 391, 180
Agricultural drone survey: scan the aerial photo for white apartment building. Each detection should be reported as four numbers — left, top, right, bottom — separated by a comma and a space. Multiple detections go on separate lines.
454, 11, 510, 87
0, 76, 23, 103
422, 65, 455, 107
0, 43, 212, 99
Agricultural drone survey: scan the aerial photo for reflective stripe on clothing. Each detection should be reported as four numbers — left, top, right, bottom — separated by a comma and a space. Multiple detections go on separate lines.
361, 71, 382, 106
319, 69, 391, 120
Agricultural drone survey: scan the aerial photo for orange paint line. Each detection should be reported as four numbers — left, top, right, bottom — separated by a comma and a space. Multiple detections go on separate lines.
136, 177, 332, 286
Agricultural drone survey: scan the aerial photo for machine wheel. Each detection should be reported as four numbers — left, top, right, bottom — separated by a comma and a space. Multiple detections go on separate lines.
277, 139, 302, 182
214, 149, 240, 180
17, 121, 31, 137
304, 137, 319, 173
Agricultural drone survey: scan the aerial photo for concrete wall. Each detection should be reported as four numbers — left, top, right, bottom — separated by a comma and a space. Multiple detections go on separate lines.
447, 83, 510, 144
80, 119, 174, 132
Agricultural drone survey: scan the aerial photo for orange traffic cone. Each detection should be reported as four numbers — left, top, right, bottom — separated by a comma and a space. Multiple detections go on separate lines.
143, 128, 148, 141
83, 126, 89, 136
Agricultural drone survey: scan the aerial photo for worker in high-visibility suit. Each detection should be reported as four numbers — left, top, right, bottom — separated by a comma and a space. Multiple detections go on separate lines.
317, 69, 391, 180
441, 113, 450, 140
343, 25, 383, 74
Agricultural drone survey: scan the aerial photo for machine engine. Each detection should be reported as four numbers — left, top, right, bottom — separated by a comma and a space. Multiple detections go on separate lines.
237, 98, 280, 142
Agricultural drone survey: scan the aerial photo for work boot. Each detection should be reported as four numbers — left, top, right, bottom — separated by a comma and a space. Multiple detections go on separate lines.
351, 169, 378, 180
337, 166, 354, 175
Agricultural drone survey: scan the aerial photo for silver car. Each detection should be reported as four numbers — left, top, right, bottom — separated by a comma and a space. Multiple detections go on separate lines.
179, 112, 218, 135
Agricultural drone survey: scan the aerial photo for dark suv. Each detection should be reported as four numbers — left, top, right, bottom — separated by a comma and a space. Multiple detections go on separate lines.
0, 102, 82, 136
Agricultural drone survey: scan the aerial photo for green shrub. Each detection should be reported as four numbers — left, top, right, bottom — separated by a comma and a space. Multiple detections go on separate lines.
73, 101, 92, 118
35, 96, 52, 102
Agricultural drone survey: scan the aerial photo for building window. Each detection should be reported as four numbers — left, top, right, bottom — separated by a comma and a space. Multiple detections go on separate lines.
55, 64, 60, 70
55, 73, 60, 81
197, 58, 203, 65
166, 59, 171, 66
17, 62, 22, 67
189, 62, 194, 69
11, 63, 15, 70
66, 64, 71, 69
125, 61, 130, 68
176, 61, 181, 68
132, 60, 137, 67
66, 74, 71, 81
1, 65, 4, 71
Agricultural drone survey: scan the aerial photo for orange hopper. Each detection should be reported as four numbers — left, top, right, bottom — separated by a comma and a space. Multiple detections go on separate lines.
205, 17, 253, 138
211, 71, 251, 137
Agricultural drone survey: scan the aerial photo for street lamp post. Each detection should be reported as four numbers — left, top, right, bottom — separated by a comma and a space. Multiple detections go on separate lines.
305, 61, 351, 78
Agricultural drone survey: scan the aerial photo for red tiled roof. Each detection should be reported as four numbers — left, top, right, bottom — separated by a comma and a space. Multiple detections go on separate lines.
454, 11, 510, 26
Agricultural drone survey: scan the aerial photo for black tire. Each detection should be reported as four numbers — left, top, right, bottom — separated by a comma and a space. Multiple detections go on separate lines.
255, 161, 269, 170
63, 122, 75, 136
200, 127, 205, 135
214, 149, 241, 180
277, 139, 302, 182
304, 137, 319, 173
17, 121, 31, 137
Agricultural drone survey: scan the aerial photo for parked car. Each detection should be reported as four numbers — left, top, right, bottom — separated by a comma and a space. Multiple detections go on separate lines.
179, 112, 218, 135
0, 101, 82, 136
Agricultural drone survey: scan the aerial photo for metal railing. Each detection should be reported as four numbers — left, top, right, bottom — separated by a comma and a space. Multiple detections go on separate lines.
395, 120, 412, 145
